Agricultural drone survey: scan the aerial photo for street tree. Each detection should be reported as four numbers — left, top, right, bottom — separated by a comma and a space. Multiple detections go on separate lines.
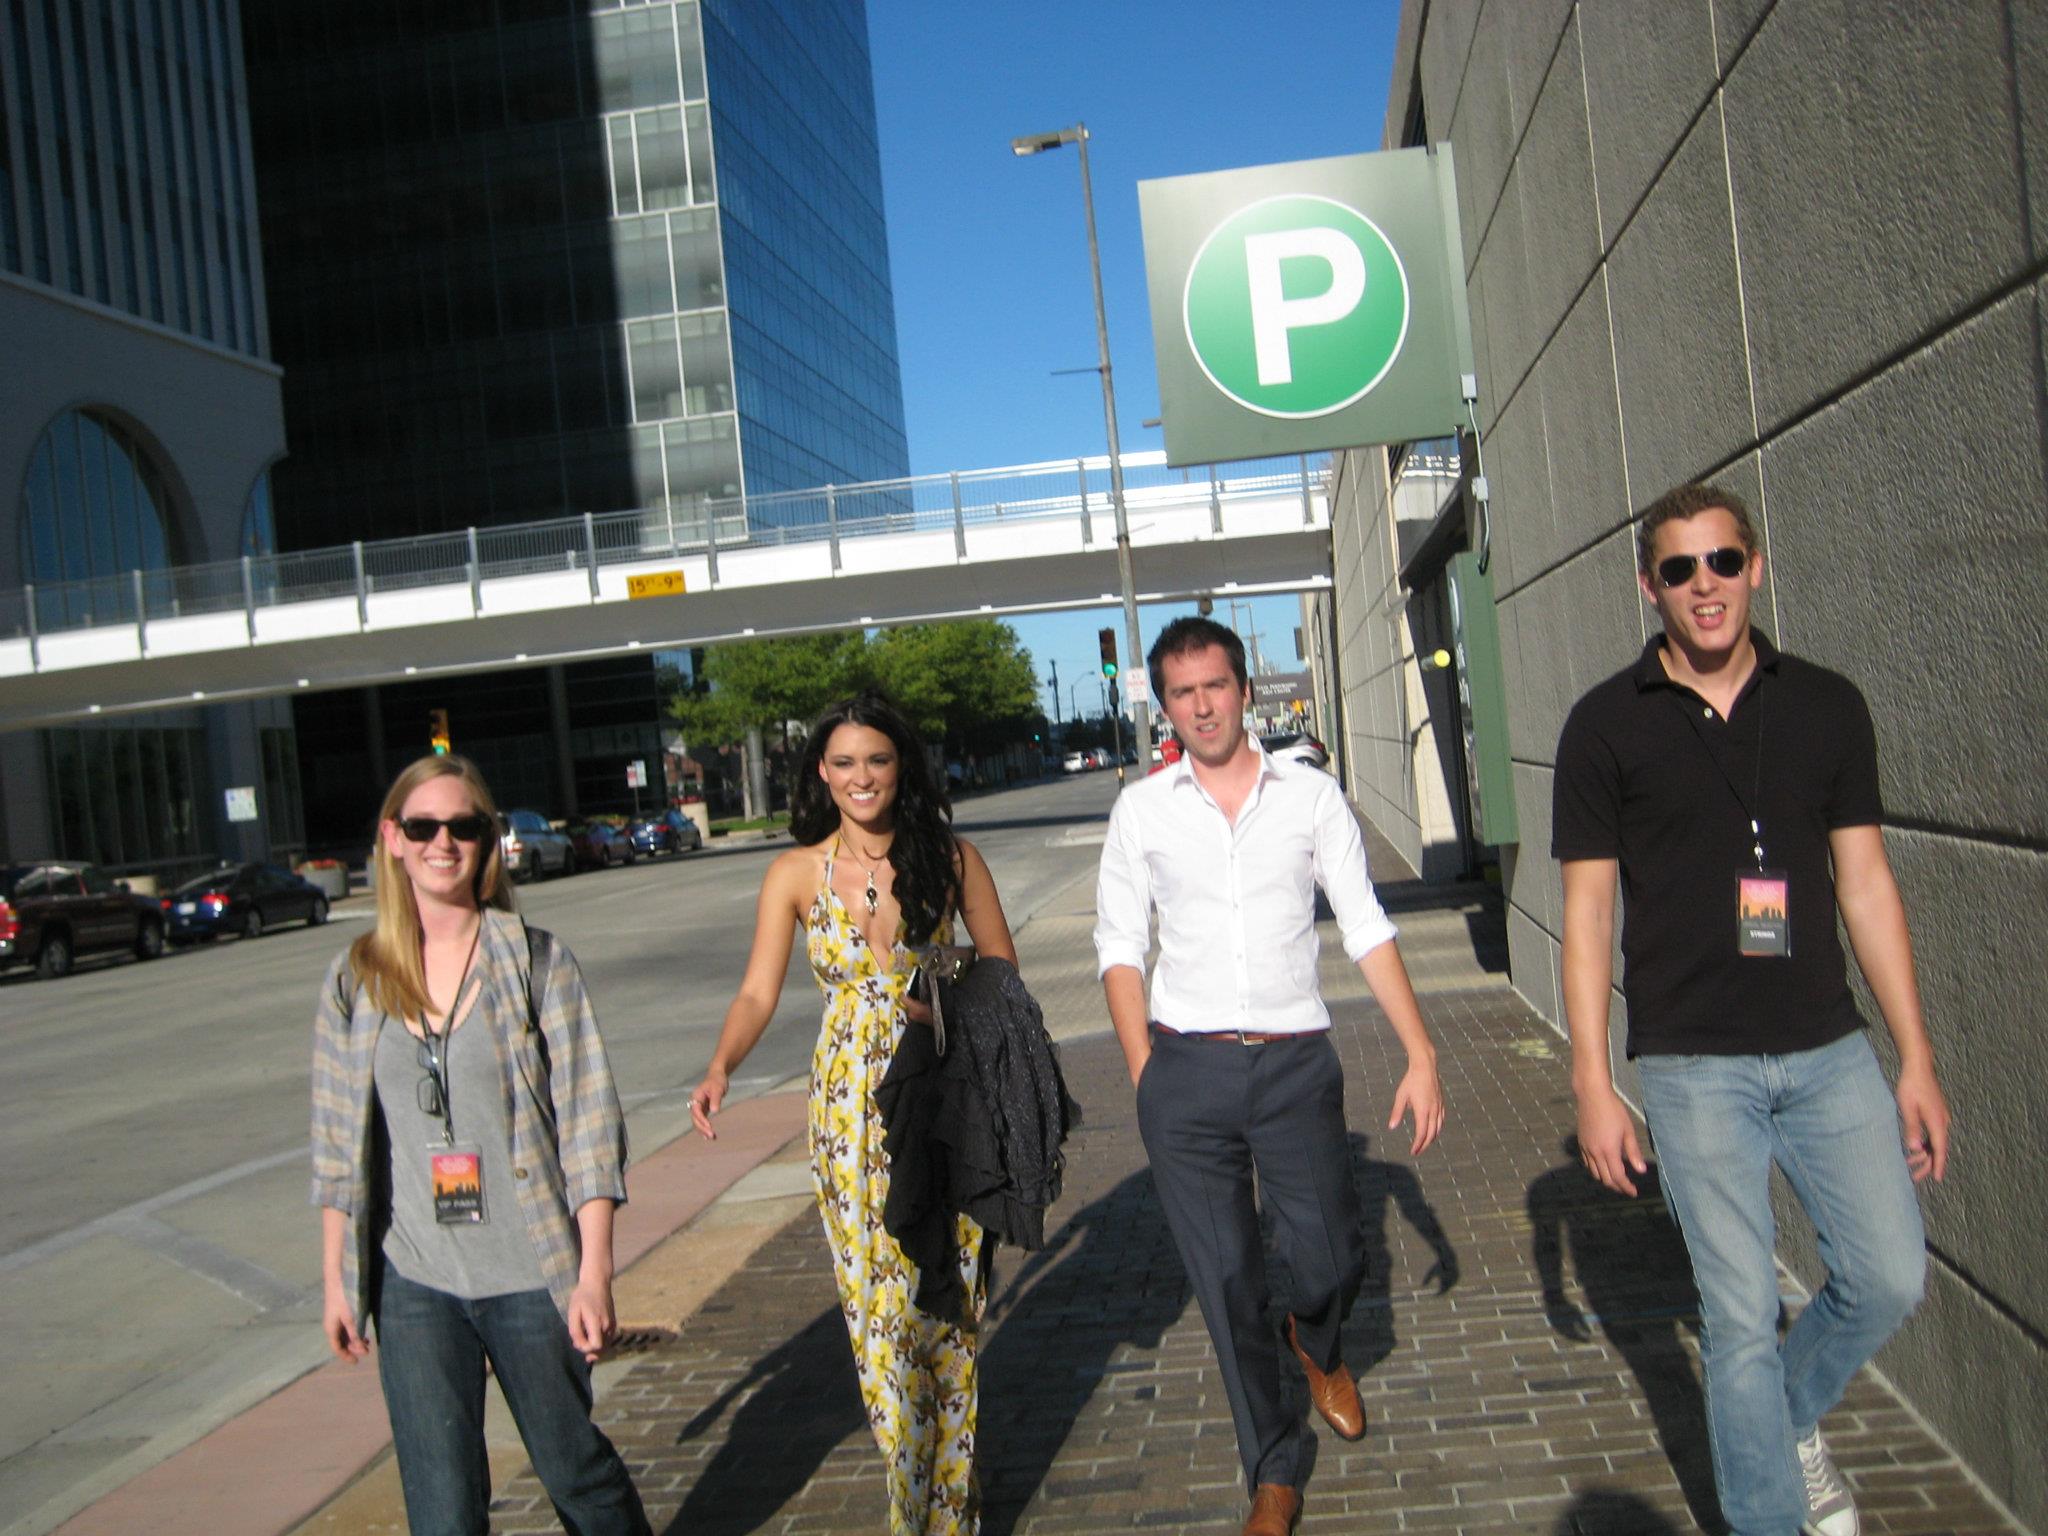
870, 620, 1041, 755
665, 632, 873, 744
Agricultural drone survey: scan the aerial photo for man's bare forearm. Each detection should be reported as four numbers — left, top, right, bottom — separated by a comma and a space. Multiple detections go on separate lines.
1560, 863, 1620, 1093
1102, 965, 1152, 1086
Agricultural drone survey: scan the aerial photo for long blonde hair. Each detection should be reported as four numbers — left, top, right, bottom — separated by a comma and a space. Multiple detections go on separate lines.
348, 754, 516, 1020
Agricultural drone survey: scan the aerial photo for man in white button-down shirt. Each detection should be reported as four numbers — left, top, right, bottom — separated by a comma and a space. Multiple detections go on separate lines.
1095, 617, 1445, 1536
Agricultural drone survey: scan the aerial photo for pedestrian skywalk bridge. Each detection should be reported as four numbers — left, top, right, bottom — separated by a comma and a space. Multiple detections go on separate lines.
0, 450, 1332, 727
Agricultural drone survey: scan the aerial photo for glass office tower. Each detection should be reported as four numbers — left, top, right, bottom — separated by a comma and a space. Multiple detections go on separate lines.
241, 0, 911, 840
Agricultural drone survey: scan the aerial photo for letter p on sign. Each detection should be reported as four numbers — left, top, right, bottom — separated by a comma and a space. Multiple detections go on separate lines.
1244, 227, 1367, 387
1183, 194, 1410, 419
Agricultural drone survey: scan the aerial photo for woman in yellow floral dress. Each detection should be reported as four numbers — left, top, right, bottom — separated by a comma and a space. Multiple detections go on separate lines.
691, 690, 1018, 1534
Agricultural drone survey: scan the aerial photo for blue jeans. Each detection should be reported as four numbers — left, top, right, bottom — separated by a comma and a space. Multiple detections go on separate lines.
374, 1269, 650, 1536
1636, 1031, 1924, 1536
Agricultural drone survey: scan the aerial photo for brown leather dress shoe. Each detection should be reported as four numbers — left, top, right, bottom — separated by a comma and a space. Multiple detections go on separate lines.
1242, 1483, 1302, 1536
1287, 1314, 1365, 1440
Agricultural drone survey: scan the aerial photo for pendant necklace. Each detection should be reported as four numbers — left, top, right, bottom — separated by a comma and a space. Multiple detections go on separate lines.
843, 836, 890, 916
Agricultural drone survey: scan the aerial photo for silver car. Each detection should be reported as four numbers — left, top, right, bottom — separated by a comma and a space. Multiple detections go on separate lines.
498, 810, 576, 881
1259, 731, 1330, 770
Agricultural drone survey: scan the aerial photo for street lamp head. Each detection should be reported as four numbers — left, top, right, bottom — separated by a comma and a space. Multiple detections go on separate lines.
1011, 126, 1082, 156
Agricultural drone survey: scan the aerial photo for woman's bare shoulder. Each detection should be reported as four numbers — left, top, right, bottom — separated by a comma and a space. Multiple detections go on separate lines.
766, 841, 831, 894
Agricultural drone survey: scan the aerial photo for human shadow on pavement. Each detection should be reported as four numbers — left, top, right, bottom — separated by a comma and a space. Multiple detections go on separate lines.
1337, 1131, 1459, 1380
1552, 1487, 1686, 1535
1528, 1139, 1722, 1534
975, 1168, 1190, 1536
663, 1305, 866, 1536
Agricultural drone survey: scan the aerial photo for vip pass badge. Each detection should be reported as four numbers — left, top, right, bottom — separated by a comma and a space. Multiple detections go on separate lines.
1182, 193, 1411, 419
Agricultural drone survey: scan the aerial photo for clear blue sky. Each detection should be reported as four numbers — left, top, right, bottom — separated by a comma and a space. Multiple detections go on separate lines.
866, 1, 1402, 721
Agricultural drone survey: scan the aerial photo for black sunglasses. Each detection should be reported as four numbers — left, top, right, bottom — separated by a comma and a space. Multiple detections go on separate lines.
398, 814, 493, 844
1655, 547, 1749, 588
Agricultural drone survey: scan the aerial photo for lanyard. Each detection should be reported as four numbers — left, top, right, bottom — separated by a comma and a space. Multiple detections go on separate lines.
1671, 677, 1768, 870
418, 923, 482, 1146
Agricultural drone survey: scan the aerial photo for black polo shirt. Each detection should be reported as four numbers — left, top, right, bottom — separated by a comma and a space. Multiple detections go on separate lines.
1552, 630, 1882, 1057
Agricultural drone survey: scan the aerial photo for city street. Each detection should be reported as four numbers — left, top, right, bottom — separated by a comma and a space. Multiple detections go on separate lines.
0, 771, 1119, 1536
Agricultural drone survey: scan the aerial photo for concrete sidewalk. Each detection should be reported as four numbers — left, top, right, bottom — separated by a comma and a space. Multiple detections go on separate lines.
86, 825, 2025, 1536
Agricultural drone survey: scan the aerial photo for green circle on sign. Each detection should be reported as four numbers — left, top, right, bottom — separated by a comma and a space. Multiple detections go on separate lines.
1182, 194, 1410, 419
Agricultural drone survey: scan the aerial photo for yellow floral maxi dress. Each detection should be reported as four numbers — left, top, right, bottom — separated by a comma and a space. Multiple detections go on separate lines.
806, 845, 986, 1535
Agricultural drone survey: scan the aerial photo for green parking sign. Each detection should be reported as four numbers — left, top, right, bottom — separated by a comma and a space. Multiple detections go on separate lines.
1184, 195, 1410, 418
1141, 147, 1472, 465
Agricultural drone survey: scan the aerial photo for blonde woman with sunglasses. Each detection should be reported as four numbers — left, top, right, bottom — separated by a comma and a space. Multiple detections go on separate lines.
309, 754, 648, 1536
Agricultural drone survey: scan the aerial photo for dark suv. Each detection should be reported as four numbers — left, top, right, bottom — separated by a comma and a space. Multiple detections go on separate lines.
0, 862, 166, 979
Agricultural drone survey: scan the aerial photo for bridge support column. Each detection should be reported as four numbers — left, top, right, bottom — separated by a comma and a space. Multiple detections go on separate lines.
363, 685, 387, 791
548, 664, 578, 817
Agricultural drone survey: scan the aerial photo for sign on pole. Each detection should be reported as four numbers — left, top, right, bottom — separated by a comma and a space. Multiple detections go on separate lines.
224, 787, 258, 823
1138, 146, 1473, 465
626, 760, 647, 788
1251, 671, 1313, 711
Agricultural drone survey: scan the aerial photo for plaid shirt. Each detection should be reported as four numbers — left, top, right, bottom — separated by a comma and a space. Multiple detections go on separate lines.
310, 908, 629, 1325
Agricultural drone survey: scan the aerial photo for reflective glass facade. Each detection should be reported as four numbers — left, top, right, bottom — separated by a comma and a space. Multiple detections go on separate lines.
0, 0, 263, 352
244, 0, 909, 840
43, 721, 211, 868
17, 408, 177, 585
699, 0, 908, 494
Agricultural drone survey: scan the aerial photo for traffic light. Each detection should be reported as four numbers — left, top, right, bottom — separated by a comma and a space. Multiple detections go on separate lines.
1098, 626, 1118, 680
428, 708, 452, 755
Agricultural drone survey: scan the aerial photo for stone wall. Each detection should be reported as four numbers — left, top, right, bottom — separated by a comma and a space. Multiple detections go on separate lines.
1331, 1, 2048, 1522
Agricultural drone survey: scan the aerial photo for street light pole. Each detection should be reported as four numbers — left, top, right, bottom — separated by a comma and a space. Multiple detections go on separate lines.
1012, 122, 1153, 764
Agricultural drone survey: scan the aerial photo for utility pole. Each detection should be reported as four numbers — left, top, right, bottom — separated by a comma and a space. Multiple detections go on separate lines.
1049, 659, 1061, 739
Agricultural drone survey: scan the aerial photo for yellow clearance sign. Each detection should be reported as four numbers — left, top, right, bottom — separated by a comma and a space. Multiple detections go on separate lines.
626, 571, 687, 600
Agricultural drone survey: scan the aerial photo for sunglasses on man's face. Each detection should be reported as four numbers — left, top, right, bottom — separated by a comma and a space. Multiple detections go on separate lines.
1654, 546, 1750, 588
398, 814, 493, 844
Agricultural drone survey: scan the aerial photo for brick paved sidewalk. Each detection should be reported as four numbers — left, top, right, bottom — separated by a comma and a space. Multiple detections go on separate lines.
484, 861, 2017, 1536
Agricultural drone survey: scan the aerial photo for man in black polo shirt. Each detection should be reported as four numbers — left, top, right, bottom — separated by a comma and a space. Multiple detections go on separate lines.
1553, 482, 1950, 1536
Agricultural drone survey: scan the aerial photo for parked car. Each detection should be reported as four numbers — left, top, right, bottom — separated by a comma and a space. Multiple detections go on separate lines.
499, 810, 575, 881
0, 861, 165, 978
164, 861, 330, 943
628, 809, 704, 856
565, 819, 638, 870
1060, 751, 1088, 774
1260, 730, 1330, 770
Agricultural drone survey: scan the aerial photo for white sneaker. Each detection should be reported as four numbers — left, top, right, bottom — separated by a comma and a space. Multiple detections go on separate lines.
1797, 1429, 1859, 1536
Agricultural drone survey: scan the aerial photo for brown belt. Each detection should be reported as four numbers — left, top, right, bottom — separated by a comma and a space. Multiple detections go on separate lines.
1151, 1022, 1303, 1047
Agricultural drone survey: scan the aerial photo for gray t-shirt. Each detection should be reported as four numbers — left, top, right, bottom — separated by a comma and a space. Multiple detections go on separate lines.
374, 996, 549, 1299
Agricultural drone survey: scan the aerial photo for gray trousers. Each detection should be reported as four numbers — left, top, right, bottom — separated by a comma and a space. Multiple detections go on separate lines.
1136, 1025, 1365, 1490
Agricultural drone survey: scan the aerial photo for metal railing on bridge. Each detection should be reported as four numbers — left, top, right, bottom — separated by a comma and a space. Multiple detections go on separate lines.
0, 450, 1329, 661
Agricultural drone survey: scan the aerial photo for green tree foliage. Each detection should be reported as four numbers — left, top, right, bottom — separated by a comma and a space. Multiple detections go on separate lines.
870, 620, 1040, 750
666, 633, 871, 744
667, 620, 1042, 756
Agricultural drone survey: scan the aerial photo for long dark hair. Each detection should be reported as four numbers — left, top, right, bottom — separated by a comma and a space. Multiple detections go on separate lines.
789, 689, 958, 945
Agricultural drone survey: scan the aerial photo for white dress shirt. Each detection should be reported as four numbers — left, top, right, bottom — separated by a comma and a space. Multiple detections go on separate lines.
1093, 741, 1398, 1034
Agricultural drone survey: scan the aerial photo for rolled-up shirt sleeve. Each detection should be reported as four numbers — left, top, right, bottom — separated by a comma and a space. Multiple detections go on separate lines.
1311, 780, 1398, 962
1093, 792, 1152, 976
